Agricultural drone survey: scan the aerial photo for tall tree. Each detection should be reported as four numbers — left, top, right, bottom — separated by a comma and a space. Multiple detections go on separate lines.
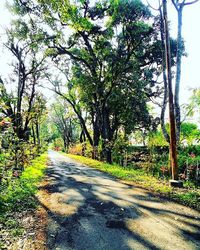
162, 0, 178, 180
171, 0, 199, 142
0, 20, 47, 140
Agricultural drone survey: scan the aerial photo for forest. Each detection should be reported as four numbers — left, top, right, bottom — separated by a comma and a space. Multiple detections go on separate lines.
0, 0, 200, 248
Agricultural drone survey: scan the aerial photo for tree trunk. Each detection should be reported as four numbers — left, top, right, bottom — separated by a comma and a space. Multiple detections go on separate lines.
80, 130, 86, 156
159, 5, 170, 143
174, 7, 183, 143
63, 136, 67, 151
162, 0, 178, 180
32, 124, 36, 145
92, 118, 101, 160
101, 106, 113, 164
36, 122, 40, 146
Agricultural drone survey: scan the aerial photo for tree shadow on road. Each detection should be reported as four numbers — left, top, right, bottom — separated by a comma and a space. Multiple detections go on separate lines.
36, 159, 200, 250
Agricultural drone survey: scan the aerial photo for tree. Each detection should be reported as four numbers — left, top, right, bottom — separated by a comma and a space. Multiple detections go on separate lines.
189, 88, 200, 119
180, 122, 200, 145
171, 0, 199, 142
0, 20, 47, 140
182, 88, 200, 123
30, 93, 47, 147
146, 0, 182, 143
50, 97, 80, 151
162, 0, 178, 180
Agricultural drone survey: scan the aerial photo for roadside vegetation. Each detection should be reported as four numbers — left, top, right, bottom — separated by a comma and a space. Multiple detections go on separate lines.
67, 154, 200, 210
0, 93, 48, 248
0, 154, 47, 249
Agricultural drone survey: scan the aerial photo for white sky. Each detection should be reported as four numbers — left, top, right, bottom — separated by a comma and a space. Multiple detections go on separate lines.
144, 0, 200, 104
0, 0, 199, 107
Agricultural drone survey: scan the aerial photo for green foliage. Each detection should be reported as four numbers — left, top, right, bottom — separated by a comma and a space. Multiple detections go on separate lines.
11, 0, 169, 163
147, 122, 200, 147
68, 143, 83, 155
48, 97, 81, 152
147, 129, 169, 147
146, 124, 200, 177
173, 191, 200, 210
185, 88, 200, 122
0, 123, 45, 189
112, 135, 130, 165
109, 0, 151, 26
0, 154, 47, 212
178, 145, 200, 174
180, 122, 200, 145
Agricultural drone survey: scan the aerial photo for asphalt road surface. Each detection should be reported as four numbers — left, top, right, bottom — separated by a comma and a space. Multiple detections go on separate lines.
39, 150, 200, 250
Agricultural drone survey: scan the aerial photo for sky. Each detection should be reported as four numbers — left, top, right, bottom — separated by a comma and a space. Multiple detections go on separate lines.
0, 0, 200, 107
144, 0, 200, 103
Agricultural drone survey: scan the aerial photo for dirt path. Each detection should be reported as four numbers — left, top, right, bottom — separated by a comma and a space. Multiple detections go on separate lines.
37, 150, 200, 250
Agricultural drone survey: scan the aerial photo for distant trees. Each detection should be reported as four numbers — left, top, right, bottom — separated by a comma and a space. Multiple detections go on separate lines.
50, 98, 79, 151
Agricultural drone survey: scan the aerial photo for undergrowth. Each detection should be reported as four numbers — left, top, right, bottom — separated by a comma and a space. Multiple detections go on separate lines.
0, 154, 47, 248
67, 154, 200, 210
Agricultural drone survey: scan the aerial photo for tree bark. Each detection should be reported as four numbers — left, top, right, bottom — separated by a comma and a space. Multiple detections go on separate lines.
80, 130, 86, 156
162, 0, 178, 180
101, 106, 113, 164
32, 124, 36, 145
174, 6, 183, 143
36, 122, 40, 146
159, 5, 170, 143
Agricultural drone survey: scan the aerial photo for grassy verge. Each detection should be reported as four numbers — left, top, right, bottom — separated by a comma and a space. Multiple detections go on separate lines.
0, 153, 48, 248
67, 154, 200, 210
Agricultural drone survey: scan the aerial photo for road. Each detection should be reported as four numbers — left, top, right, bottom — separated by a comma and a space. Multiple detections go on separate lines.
38, 150, 200, 250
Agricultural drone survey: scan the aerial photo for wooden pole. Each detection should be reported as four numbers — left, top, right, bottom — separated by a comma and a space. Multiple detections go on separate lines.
162, 0, 178, 180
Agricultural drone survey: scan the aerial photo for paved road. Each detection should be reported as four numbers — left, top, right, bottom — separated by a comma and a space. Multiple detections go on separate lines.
38, 150, 200, 250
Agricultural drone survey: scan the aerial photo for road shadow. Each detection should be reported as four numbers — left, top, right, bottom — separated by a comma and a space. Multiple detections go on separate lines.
36, 153, 200, 250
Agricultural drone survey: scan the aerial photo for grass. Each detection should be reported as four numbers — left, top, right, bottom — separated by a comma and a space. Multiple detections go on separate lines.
66, 154, 200, 210
0, 153, 48, 212
0, 153, 48, 248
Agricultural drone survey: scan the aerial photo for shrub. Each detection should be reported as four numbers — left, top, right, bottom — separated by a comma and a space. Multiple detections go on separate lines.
53, 138, 64, 151
69, 142, 93, 158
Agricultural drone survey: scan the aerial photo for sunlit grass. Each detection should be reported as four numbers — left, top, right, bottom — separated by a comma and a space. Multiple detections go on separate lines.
0, 153, 48, 212
66, 154, 200, 210
67, 154, 172, 192
0, 153, 48, 247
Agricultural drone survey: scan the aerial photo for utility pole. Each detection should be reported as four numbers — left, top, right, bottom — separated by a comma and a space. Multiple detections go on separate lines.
162, 0, 181, 186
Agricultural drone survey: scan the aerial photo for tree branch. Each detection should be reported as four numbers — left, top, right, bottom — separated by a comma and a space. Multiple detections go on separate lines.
184, 0, 199, 6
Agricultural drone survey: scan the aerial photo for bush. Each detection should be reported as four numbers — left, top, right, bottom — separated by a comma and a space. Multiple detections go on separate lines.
53, 138, 64, 151
69, 142, 93, 158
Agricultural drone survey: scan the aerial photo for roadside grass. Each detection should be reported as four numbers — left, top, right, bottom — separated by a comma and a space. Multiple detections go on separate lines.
0, 154, 48, 244
66, 154, 200, 210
